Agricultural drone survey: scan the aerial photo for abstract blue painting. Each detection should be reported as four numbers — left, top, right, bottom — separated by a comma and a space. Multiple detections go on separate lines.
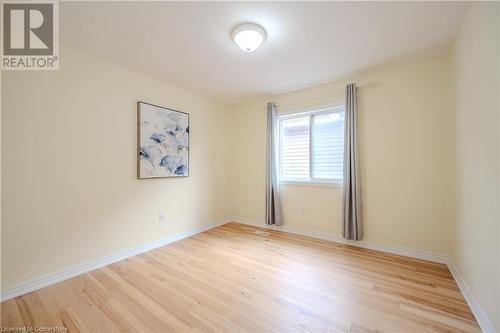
138, 102, 189, 179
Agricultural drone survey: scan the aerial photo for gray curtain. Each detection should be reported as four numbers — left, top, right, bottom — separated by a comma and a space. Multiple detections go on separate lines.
342, 83, 363, 240
265, 102, 282, 226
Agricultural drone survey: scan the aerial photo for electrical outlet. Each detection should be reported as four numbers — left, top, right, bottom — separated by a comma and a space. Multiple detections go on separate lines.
159, 213, 165, 223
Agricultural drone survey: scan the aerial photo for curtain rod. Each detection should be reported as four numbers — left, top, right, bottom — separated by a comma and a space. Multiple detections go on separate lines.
276, 81, 381, 108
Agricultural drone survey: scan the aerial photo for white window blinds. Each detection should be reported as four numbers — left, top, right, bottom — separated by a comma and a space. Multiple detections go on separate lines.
279, 107, 345, 183
281, 116, 310, 179
312, 112, 344, 179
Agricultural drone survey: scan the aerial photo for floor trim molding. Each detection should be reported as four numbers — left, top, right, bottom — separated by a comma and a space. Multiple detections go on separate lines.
447, 260, 496, 333
2, 217, 496, 333
229, 217, 450, 263
0, 219, 228, 302
229, 217, 496, 333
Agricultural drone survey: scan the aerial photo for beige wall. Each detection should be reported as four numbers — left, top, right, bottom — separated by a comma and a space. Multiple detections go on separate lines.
1, 5, 499, 330
229, 56, 454, 255
1, 46, 232, 290
450, 2, 500, 331
0, 63, 3, 292
228, 11, 500, 326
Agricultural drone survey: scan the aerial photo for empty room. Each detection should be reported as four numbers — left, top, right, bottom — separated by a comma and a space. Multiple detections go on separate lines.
1, 1, 499, 332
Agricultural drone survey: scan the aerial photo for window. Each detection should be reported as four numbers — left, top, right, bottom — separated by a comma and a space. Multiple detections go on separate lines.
278, 106, 345, 184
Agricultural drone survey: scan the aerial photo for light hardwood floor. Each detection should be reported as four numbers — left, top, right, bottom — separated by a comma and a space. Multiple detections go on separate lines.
1, 222, 480, 333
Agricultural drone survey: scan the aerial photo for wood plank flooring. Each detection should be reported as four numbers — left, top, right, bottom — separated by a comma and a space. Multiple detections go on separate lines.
1, 222, 480, 333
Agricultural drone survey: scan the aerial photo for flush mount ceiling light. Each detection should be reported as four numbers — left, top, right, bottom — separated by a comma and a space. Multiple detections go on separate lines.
232, 23, 266, 52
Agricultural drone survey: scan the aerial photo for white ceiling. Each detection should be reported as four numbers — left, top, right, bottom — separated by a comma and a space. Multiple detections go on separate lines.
61, 1, 470, 104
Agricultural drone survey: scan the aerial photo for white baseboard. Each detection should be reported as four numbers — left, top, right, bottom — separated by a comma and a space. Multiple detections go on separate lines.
0, 219, 228, 302
228, 217, 450, 263
2, 216, 496, 333
229, 217, 496, 333
447, 260, 497, 333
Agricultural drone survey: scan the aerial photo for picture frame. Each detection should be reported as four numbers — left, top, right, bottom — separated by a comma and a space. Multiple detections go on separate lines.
137, 101, 190, 179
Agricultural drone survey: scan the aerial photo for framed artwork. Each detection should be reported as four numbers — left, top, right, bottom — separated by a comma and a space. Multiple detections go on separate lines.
137, 101, 189, 179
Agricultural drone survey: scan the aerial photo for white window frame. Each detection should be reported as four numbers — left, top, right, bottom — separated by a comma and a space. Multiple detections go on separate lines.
277, 106, 345, 186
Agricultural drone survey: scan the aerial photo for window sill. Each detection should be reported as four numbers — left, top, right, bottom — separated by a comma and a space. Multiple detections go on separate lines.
279, 180, 343, 188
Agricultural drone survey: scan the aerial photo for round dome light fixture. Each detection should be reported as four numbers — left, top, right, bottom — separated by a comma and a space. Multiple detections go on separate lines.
232, 23, 266, 52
